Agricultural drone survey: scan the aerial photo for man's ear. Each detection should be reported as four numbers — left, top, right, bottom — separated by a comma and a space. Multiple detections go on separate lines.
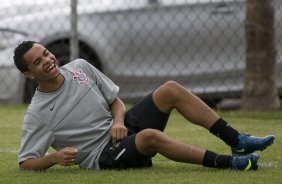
23, 71, 35, 80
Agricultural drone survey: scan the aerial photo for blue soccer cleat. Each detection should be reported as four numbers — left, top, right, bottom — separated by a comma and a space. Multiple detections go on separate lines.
232, 134, 275, 156
231, 154, 259, 171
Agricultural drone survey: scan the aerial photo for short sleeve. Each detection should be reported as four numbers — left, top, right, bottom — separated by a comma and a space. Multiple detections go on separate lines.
80, 59, 119, 105
18, 113, 54, 164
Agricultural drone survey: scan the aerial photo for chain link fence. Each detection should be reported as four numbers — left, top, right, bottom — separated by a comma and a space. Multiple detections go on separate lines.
0, 0, 281, 108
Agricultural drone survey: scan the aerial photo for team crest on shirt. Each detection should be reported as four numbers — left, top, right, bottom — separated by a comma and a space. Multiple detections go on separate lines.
72, 69, 89, 85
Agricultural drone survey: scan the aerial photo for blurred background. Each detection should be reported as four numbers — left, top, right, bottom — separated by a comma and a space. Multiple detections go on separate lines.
0, 0, 281, 111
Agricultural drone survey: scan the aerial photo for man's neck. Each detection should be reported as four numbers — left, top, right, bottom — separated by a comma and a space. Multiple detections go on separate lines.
37, 74, 65, 93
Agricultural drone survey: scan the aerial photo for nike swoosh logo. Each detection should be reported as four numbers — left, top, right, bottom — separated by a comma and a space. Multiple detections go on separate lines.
244, 159, 252, 171
50, 104, 56, 111
235, 149, 245, 153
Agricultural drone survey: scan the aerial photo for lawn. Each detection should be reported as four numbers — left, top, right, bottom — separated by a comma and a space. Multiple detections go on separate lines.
0, 104, 281, 184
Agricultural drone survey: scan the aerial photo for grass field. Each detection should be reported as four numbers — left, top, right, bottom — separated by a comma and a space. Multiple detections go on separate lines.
0, 104, 281, 184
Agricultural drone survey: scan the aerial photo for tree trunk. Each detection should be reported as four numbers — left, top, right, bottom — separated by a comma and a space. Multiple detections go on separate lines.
241, 0, 281, 111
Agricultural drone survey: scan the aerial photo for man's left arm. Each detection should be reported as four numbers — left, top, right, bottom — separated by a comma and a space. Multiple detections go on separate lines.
109, 97, 128, 144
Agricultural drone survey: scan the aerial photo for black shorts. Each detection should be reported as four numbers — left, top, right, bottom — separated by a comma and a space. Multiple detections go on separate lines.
99, 92, 170, 169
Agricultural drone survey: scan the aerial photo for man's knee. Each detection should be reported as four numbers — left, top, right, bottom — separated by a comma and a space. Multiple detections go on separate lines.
157, 80, 190, 100
138, 129, 160, 143
153, 80, 190, 112
136, 129, 161, 155
162, 80, 180, 92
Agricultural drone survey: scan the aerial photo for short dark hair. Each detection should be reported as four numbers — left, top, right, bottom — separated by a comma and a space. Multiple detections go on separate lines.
13, 41, 37, 73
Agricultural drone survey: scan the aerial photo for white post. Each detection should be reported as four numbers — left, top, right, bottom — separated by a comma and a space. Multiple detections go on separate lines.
70, 0, 79, 61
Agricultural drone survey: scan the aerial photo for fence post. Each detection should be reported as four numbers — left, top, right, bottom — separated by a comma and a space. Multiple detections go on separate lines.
70, 0, 79, 60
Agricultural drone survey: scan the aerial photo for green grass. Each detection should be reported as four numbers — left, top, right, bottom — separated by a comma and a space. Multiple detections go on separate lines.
0, 104, 281, 184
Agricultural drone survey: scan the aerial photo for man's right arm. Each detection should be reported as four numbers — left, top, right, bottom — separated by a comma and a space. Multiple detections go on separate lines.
20, 147, 78, 171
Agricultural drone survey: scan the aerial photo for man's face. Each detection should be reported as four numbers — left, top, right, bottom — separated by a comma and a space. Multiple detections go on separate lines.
23, 43, 60, 83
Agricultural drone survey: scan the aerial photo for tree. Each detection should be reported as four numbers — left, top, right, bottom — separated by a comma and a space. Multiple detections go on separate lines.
241, 0, 281, 111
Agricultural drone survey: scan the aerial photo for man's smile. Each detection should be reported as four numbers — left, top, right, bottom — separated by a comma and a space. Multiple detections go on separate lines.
45, 61, 57, 74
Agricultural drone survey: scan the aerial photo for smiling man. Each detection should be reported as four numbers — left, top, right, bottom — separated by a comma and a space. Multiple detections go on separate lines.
22, 43, 63, 92
14, 41, 275, 171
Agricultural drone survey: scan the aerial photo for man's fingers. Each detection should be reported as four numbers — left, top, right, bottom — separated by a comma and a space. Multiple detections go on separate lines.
111, 129, 117, 143
56, 147, 78, 166
66, 157, 76, 163
120, 130, 127, 140
115, 129, 128, 140
61, 156, 76, 166
63, 154, 77, 160
123, 128, 128, 138
65, 147, 78, 154
112, 138, 117, 144
111, 126, 128, 144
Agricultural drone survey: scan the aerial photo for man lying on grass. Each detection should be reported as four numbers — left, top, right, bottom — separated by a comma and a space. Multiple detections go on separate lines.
14, 41, 275, 171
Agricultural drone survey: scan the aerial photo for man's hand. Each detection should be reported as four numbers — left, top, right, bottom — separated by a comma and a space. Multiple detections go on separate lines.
109, 97, 128, 144
19, 147, 78, 171
110, 120, 128, 144
53, 147, 78, 166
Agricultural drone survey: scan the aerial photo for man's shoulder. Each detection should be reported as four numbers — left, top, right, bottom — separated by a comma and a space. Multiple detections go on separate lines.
25, 98, 42, 117
61, 59, 95, 79
61, 59, 89, 69
24, 103, 41, 123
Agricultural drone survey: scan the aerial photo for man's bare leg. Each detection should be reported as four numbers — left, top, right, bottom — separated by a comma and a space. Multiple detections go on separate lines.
135, 129, 259, 170
151, 81, 275, 157
135, 129, 205, 165
152, 80, 219, 129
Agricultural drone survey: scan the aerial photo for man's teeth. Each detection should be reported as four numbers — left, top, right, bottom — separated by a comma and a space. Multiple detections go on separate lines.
47, 63, 55, 72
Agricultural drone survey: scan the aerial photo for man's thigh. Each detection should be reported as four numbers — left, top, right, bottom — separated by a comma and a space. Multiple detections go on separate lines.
99, 134, 152, 169
125, 92, 170, 133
